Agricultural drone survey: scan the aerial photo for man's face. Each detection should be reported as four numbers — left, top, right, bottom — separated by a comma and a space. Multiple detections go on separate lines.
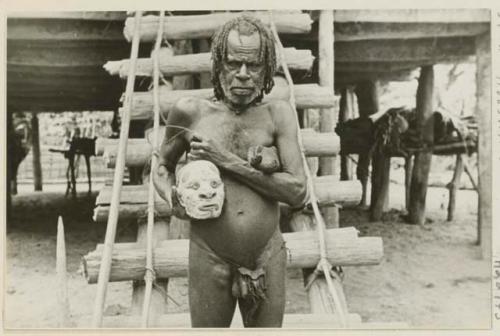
176, 161, 225, 219
219, 29, 266, 108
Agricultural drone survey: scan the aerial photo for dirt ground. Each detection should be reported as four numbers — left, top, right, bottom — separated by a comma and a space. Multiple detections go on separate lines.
4, 179, 491, 329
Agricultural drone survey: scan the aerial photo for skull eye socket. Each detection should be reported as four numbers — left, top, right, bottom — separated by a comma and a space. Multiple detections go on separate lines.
211, 180, 220, 188
188, 182, 200, 190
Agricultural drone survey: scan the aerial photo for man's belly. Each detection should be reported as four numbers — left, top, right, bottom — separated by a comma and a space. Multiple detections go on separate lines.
190, 177, 279, 269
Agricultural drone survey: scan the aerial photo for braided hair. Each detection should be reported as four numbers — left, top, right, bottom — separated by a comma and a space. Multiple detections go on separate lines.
211, 15, 277, 102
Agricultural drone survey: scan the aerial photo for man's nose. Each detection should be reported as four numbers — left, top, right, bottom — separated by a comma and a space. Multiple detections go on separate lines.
235, 63, 250, 80
199, 189, 216, 199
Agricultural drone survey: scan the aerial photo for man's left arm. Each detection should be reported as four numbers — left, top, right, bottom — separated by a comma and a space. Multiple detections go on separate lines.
189, 101, 307, 208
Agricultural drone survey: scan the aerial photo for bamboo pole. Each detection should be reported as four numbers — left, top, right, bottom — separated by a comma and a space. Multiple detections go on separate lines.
404, 156, 414, 212
56, 216, 70, 327
91, 11, 143, 328
140, 11, 165, 328
408, 66, 435, 225
269, 12, 348, 327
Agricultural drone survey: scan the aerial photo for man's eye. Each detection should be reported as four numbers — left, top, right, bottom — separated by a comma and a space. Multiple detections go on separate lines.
227, 61, 240, 69
247, 63, 261, 71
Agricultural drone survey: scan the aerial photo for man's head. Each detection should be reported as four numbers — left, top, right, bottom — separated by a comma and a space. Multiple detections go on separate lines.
175, 160, 225, 219
211, 15, 276, 108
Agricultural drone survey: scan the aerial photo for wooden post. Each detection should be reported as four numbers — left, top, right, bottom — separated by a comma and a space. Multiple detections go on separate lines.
318, 10, 336, 176
318, 10, 338, 228
31, 112, 43, 191
408, 66, 435, 225
404, 155, 414, 212
447, 154, 464, 221
370, 150, 391, 221
339, 87, 353, 181
475, 31, 491, 258
56, 216, 70, 327
355, 80, 379, 208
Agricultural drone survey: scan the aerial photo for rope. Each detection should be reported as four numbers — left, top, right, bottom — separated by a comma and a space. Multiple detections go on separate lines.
91, 11, 143, 328
141, 10, 165, 328
268, 11, 348, 327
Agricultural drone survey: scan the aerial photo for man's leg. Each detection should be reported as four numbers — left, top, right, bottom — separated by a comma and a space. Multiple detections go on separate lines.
238, 245, 286, 327
189, 238, 237, 327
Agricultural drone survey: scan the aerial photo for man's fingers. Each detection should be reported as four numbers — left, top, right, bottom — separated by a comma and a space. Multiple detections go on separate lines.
190, 141, 207, 150
191, 133, 204, 142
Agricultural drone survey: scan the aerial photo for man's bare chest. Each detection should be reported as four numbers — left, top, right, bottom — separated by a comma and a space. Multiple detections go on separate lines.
190, 108, 275, 159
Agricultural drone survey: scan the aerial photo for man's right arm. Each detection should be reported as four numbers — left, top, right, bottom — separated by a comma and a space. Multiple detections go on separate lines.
153, 97, 196, 204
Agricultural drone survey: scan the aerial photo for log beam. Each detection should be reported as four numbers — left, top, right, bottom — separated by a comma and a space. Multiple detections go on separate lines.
408, 66, 435, 225
104, 48, 314, 78
100, 130, 340, 168
82, 228, 384, 283
125, 83, 337, 120
333, 9, 490, 23
335, 36, 475, 63
123, 12, 312, 41
475, 31, 492, 258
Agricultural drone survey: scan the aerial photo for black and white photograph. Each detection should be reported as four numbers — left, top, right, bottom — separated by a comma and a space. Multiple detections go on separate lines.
2, 4, 496, 332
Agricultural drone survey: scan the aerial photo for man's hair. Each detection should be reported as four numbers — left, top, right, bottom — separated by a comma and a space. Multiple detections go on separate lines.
211, 15, 277, 102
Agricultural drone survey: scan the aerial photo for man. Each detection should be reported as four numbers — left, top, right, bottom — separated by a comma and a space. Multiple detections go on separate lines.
154, 15, 307, 327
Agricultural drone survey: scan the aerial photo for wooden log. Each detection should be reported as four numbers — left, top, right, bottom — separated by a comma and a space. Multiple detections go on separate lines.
336, 70, 417, 84
31, 112, 42, 191
408, 66, 435, 225
334, 21, 489, 42
7, 18, 125, 41
123, 12, 312, 41
333, 9, 490, 23
336, 58, 475, 74
447, 154, 464, 221
131, 218, 169, 317
334, 36, 476, 63
56, 216, 70, 327
82, 228, 384, 283
475, 32, 492, 258
100, 130, 340, 168
93, 177, 361, 223
125, 83, 338, 120
289, 212, 349, 315
104, 48, 314, 78
95, 177, 361, 207
77, 312, 362, 328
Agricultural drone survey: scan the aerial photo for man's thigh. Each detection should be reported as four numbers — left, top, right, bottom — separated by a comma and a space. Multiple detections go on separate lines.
238, 245, 286, 327
188, 239, 237, 327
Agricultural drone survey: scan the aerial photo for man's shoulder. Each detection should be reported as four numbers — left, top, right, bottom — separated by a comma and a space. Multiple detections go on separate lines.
262, 100, 294, 121
171, 96, 215, 119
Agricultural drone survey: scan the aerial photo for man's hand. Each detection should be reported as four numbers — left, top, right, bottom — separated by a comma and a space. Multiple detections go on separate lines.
152, 162, 171, 206
188, 133, 232, 166
248, 145, 281, 174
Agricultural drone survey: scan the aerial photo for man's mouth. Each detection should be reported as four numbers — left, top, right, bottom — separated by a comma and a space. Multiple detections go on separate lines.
230, 87, 254, 95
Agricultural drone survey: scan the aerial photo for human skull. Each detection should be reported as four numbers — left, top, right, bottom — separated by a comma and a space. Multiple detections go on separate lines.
176, 160, 225, 219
